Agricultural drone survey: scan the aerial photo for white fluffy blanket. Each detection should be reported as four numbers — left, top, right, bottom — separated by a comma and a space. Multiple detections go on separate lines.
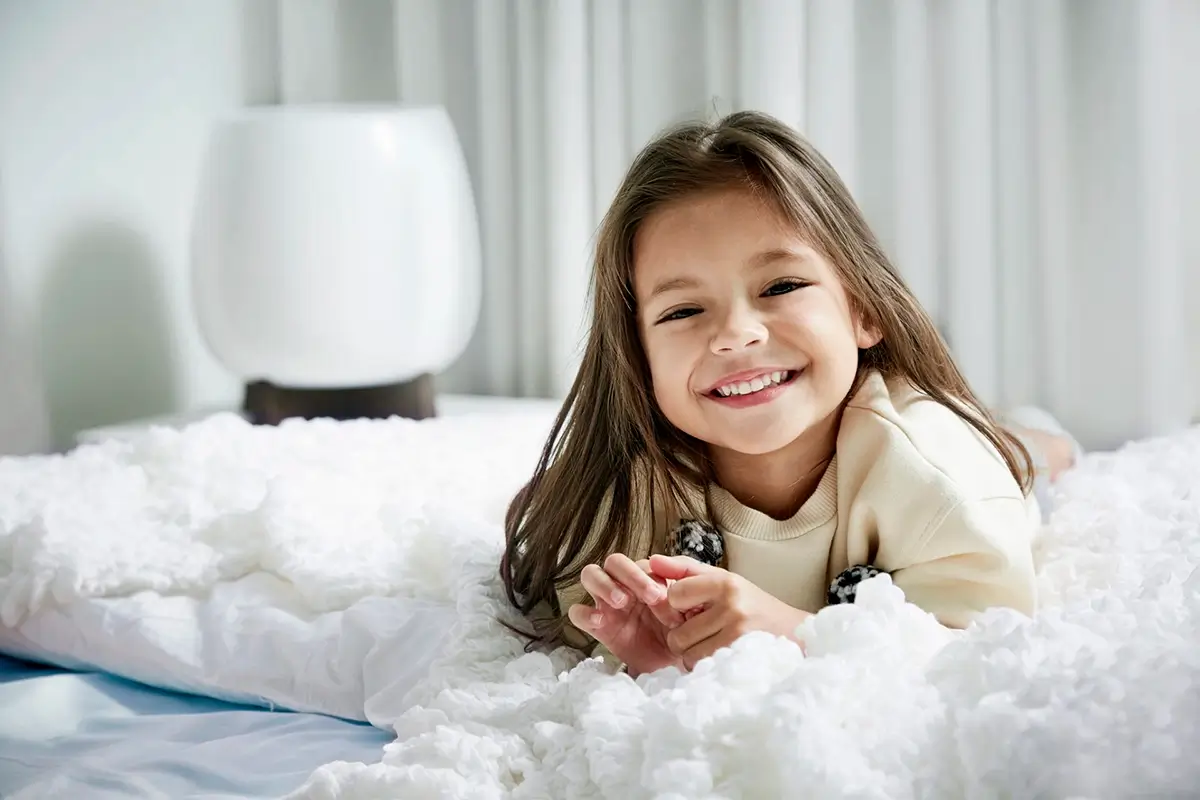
2, 411, 1200, 799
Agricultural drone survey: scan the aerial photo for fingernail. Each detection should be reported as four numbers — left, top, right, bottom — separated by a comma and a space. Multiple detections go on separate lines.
590, 612, 604, 627
610, 590, 627, 607
645, 585, 664, 602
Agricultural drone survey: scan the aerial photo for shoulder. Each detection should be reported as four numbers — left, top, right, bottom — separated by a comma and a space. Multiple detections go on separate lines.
833, 372, 1037, 623
837, 370, 1026, 519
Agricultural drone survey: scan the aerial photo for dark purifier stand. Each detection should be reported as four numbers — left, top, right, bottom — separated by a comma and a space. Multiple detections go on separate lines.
242, 373, 437, 425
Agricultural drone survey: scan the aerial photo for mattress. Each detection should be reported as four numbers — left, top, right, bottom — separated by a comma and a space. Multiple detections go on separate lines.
0, 655, 391, 799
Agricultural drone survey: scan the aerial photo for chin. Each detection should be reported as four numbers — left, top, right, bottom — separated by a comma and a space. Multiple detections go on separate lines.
711, 425, 809, 457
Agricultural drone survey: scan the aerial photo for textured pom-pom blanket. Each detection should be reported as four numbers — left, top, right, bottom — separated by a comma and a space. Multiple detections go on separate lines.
1, 411, 1198, 798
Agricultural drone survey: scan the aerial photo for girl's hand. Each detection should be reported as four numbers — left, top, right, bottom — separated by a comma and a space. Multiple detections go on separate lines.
567, 554, 686, 677
649, 554, 811, 671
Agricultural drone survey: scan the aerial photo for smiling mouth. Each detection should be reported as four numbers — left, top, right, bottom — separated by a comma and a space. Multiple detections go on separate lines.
709, 370, 798, 398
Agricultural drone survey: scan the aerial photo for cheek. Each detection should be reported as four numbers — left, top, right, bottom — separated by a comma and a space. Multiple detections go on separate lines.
784, 296, 859, 349
649, 352, 686, 397
797, 309, 864, 388
643, 333, 693, 401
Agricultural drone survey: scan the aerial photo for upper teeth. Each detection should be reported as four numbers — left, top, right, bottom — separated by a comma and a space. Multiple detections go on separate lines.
716, 371, 790, 397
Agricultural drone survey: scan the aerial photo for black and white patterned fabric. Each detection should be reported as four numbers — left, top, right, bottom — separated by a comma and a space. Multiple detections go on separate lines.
667, 520, 887, 605
669, 519, 725, 567
827, 564, 887, 605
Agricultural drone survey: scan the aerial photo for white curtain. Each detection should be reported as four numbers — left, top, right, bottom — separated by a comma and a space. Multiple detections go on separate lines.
280, 0, 1198, 450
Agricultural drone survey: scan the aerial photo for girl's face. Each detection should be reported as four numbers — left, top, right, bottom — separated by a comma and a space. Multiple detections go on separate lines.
633, 187, 880, 457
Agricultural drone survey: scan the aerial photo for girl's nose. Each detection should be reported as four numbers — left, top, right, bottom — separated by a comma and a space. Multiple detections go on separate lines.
710, 304, 767, 353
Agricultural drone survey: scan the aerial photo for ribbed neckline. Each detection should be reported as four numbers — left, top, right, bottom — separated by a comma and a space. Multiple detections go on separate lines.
707, 456, 839, 541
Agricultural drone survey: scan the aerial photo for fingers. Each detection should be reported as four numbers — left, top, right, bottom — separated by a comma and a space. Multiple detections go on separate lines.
638, 562, 687, 629
580, 555, 669, 609
609, 555, 684, 628
604, 553, 668, 605
648, 553, 715, 581
642, 586, 686, 630
575, 554, 700, 635
567, 600, 608, 634
679, 632, 727, 671
665, 606, 730, 670
665, 605, 724, 655
580, 563, 632, 609
666, 573, 727, 612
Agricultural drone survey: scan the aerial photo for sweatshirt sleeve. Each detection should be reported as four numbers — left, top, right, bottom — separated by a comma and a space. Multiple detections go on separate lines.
888, 495, 1037, 629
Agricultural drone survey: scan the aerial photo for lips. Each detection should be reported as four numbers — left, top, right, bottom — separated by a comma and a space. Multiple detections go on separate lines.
703, 368, 802, 409
711, 370, 793, 397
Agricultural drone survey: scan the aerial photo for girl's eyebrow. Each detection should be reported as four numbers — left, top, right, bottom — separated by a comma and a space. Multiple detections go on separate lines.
748, 247, 807, 269
648, 276, 700, 300
646, 248, 808, 301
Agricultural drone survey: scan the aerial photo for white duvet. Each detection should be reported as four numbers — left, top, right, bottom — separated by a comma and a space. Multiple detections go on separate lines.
2, 410, 1200, 799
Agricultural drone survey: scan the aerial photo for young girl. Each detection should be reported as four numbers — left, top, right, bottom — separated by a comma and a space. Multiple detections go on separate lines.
501, 110, 1076, 678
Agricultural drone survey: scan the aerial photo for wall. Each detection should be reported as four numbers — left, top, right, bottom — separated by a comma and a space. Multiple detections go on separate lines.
1181, 0, 1200, 423
1, 1, 1197, 453
0, 0, 279, 451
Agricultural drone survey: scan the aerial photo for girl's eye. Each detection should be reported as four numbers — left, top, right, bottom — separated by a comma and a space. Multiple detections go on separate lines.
763, 279, 808, 297
657, 307, 700, 324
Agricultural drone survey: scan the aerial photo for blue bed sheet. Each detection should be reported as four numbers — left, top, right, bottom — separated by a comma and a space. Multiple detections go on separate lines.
0, 654, 391, 799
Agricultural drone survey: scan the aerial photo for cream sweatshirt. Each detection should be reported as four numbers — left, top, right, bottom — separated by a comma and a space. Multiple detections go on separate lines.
554, 370, 1039, 651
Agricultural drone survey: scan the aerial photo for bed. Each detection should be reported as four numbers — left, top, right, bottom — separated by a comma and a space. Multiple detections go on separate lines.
2, 400, 1199, 798
0, 654, 391, 798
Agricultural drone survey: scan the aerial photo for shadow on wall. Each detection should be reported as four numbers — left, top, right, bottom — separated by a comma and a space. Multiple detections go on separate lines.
238, 0, 281, 104
0, 218, 50, 456
38, 221, 177, 450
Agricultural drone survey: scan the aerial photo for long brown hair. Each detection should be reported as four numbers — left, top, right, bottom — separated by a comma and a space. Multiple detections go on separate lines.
501, 110, 1033, 647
